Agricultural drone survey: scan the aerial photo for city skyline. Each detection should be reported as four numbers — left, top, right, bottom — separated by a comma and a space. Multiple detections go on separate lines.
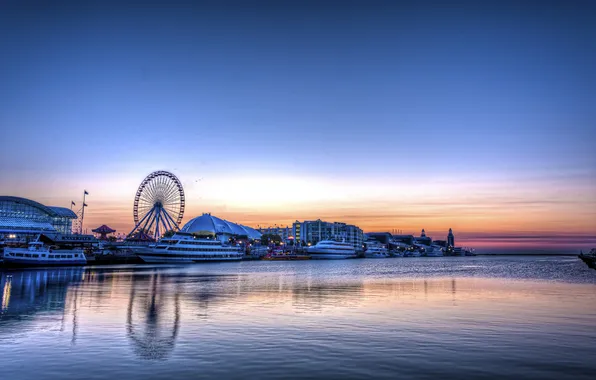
1, 1, 595, 252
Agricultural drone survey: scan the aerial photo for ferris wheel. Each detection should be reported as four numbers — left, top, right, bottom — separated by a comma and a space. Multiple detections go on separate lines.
128, 171, 185, 240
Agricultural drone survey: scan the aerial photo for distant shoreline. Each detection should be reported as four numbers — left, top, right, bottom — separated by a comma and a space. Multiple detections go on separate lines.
476, 253, 579, 256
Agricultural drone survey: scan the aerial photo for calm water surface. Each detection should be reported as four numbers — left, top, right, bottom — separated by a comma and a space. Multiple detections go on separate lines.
1, 256, 595, 379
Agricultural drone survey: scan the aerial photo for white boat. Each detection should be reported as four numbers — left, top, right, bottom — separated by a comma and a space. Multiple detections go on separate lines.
389, 250, 404, 257
136, 233, 243, 263
307, 240, 357, 259
246, 245, 269, 257
364, 241, 390, 258
424, 245, 444, 257
403, 248, 421, 257
2, 241, 86, 266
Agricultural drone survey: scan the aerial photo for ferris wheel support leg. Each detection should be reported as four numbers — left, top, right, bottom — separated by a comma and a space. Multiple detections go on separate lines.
154, 208, 162, 240
144, 209, 158, 239
161, 211, 173, 234
161, 212, 172, 232
165, 213, 176, 231
128, 206, 154, 237
139, 207, 157, 235
163, 209, 180, 231
162, 210, 176, 232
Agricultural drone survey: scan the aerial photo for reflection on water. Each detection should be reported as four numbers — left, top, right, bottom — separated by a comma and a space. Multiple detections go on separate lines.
1, 257, 595, 379
127, 273, 181, 360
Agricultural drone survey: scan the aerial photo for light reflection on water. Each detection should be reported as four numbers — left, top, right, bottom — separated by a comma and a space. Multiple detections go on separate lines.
0, 256, 595, 379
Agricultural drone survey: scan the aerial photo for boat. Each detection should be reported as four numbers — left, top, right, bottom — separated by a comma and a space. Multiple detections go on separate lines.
413, 243, 444, 257
452, 246, 476, 256
578, 249, 596, 269
136, 232, 243, 263
306, 240, 357, 259
424, 245, 444, 257
2, 240, 87, 267
262, 253, 311, 260
245, 244, 269, 258
364, 241, 390, 258
403, 249, 422, 257
389, 249, 404, 257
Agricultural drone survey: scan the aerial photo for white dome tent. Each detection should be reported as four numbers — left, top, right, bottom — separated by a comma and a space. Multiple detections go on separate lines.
180, 213, 261, 243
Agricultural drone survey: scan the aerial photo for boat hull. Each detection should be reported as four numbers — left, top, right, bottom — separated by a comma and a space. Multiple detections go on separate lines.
3, 248, 87, 267
262, 255, 311, 261
309, 253, 357, 260
1, 257, 87, 267
137, 253, 243, 264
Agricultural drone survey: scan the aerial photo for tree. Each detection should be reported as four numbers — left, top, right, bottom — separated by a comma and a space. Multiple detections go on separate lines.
163, 230, 176, 238
192, 232, 215, 239
261, 234, 282, 245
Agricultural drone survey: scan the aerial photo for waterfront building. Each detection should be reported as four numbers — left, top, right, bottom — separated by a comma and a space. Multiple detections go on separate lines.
391, 234, 415, 245
256, 226, 292, 241
292, 219, 364, 249
366, 232, 393, 245
0, 196, 78, 241
293, 220, 302, 243
433, 240, 447, 248
179, 213, 261, 243
344, 224, 364, 249
415, 229, 433, 245
447, 228, 455, 247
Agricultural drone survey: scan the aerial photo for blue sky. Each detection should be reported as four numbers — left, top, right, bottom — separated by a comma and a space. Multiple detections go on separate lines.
0, 1, 594, 250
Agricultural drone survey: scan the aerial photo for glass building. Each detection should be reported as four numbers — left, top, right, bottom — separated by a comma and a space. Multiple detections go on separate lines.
0, 196, 77, 240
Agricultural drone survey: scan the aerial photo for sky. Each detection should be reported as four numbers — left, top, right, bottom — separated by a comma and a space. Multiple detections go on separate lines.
0, 0, 595, 252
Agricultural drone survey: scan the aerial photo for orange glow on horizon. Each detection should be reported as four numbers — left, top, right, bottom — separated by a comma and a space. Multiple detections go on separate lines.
2, 171, 595, 246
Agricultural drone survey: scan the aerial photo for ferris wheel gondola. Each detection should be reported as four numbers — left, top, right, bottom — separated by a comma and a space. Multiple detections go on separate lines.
128, 171, 185, 241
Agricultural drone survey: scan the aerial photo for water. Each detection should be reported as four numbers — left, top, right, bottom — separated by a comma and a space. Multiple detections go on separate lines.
1, 256, 595, 379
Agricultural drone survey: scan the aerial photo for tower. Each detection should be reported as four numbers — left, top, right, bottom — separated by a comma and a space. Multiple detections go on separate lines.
447, 228, 455, 247
421, 229, 426, 237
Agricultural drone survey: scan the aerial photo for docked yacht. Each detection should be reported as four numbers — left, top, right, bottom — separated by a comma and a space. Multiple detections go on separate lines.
364, 241, 390, 258
2, 241, 87, 266
136, 233, 243, 263
423, 245, 444, 257
404, 249, 421, 257
306, 240, 357, 259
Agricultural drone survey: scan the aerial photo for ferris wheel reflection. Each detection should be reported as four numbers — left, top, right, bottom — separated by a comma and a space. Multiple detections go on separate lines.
126, 272, 181, 360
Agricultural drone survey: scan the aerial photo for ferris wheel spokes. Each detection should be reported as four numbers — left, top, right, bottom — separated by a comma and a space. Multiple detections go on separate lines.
127, 171, 185, 241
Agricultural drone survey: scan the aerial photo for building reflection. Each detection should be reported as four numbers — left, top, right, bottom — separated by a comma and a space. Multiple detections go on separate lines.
290, 281, 365, 312
3, 265, 523, 363
126, 272, 181, 360
0, 268, 84, 319
0, 268, 84, 343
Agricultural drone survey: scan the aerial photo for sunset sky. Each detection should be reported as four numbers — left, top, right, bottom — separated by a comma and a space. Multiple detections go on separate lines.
0, 1, 594, 252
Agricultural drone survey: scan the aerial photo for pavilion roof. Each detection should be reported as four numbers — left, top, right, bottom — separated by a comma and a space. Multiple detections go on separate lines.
92, 224, 116, 233
127, 230, 155, 242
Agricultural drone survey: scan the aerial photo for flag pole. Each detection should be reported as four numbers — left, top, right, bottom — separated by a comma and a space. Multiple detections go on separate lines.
80, 190, 88, 234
